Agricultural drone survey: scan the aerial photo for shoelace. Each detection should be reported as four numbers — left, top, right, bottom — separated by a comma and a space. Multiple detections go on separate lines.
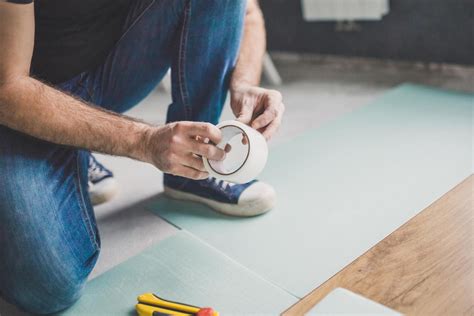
205, 177, 236, 191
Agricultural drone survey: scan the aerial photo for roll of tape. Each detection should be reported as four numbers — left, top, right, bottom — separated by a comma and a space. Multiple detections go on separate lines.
203, 120, 268, 184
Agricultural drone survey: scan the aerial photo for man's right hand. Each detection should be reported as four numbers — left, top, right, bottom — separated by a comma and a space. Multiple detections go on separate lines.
142, 121, 225, 180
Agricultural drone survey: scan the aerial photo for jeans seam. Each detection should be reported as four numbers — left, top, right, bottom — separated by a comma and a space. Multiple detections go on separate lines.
115, 0, 157, 48
178, 0, 192, 120
75, 152, 100, 250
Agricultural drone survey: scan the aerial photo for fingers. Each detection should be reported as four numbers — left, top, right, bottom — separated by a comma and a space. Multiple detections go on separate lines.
150, 122, 224, 180
172, 165, 208, 180
183, 122, 222, 145
190, 140, 226, 160
182, 153, 207, 172
252, 92, 284, 140
251, 91, 283, 130
251, 107, 277, 130
261, 117, 282, 140
241, 133, 248, 145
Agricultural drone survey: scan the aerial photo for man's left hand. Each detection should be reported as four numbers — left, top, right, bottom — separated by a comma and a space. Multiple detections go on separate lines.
230, 84, 285, 140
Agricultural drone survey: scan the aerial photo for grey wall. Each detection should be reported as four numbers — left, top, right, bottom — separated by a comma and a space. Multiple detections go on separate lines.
260, 0, 474, 65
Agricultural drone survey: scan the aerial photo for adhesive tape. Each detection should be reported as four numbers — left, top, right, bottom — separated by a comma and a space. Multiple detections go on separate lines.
203, 120, 268, 184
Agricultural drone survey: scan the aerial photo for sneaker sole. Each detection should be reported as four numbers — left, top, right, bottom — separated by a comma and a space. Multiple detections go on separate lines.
89, 178, 119, 206
163, 186, 274, 217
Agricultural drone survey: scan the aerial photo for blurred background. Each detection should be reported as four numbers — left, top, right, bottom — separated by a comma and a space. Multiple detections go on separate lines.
262, 0, 473, 65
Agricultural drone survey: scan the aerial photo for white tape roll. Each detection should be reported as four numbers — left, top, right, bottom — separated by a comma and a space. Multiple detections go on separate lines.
203, 120, 268, 184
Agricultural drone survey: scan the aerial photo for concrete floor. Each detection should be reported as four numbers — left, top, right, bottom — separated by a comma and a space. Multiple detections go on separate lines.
1, 56, 472, 316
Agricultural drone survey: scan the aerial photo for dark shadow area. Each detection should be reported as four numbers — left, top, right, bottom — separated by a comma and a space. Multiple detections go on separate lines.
260, 0, 474, 65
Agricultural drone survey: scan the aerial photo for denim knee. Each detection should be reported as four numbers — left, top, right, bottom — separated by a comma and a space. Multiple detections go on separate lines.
0, 193, 99, 314
0, 139, 99, 314
8, 278, 85, 315
1, 238, 100, 315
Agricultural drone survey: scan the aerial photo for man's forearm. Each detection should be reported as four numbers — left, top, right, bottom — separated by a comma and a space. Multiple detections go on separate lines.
0, 76, 150, 160
230, 0, 266, 89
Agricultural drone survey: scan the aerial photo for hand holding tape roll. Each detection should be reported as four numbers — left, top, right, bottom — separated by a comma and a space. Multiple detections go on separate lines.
202, 120, 268, 184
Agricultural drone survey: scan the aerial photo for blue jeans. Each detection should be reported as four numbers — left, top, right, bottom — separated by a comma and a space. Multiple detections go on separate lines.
0, 1, 245, 314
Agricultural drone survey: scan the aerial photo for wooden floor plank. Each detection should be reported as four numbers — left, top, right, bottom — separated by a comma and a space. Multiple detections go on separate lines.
283, 175, 473, 316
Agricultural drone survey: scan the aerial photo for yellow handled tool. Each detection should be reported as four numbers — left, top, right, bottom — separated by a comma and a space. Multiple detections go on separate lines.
136, 293, 219, 316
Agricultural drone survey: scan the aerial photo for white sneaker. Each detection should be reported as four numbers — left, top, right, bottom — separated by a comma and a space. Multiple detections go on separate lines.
163, 175, 276, 217
87, 155, 118, 206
